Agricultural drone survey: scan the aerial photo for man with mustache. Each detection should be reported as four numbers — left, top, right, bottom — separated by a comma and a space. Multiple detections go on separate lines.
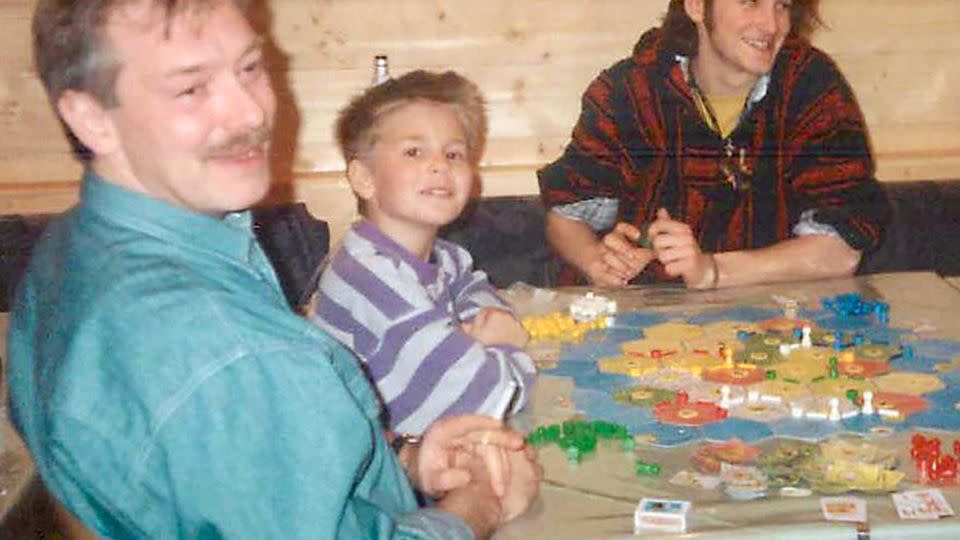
539, 0, 890, 289
6, 0, 539, 538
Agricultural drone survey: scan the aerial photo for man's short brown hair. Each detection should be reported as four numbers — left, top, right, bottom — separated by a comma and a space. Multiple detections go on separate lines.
32, 0, 250, 159
661, 0, 823, 57
336, 70, 488, 167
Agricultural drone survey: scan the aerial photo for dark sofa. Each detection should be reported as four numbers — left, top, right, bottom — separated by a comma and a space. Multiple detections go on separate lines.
2, 180, 960, 313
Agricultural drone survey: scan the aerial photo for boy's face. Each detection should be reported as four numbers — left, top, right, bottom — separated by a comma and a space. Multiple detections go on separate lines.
69, 0, 276, 216
689, 0, 791, 87
352, 100, 473, 245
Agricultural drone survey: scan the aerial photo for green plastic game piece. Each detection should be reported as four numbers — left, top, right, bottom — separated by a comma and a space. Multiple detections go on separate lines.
845, 389, 859, 402
566, 446, 582, 463
634, 226, 652, 249
620, 437, 636, 452
828, 368, 839, 380
544, 424, 561, 442
765, 369, 777, 380
527, 429, 544, 447
634, 460, 661, 475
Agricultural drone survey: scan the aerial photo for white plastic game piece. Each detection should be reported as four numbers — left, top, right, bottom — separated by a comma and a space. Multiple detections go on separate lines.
784, 300, 799, 320
747, 390, 760, 403
569, 292, 617, 323
828, 397, 841, 421
720, 385, 732, 409
861, 390, 875, 415
878, 408, 900, 418
801, 326, 812, 348
791, 405, 805, 418
761, 394, 783, 404
806, 411, 828, 420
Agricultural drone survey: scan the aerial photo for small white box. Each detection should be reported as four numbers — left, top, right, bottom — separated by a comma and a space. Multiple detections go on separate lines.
633, 498, 691, 534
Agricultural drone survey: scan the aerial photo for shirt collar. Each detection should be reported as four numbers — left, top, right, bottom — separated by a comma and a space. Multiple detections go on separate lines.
675, 54, 770, 106
353, 220, 439, 285
79, 169, 261, 266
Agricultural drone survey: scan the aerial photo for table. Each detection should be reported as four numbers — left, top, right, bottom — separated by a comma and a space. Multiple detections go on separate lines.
0, 313, 37, 529
496, 272, 960, 539
3, 273, 959, 538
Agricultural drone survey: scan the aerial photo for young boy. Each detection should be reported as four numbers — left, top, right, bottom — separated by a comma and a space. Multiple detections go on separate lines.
310, 70, 537, 435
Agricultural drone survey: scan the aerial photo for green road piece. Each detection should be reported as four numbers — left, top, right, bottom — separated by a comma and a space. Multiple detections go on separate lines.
783, 378, 801, 384
635, 460, 661, 475
811, 375, 826, 383
765, 369, 777, 380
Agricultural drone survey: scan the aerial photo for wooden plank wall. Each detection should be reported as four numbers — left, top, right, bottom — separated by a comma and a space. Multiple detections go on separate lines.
2, 0, 959, 244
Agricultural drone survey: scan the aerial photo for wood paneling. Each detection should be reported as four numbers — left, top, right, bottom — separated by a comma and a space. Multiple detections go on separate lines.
1, 0, 958, 243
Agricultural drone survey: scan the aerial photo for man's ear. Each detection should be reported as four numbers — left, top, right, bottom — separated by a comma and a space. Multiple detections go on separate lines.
684, 0, 706, 24
346, 158, 376, 201
56, 90, 118, 156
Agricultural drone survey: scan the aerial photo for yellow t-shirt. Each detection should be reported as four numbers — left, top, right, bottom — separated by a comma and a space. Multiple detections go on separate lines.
694, 91, 749, 138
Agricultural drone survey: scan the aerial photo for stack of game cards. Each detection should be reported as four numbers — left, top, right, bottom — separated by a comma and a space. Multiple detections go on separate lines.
892, 489, 955, 520
633, 498, 691, 534
821, 496, 867, 522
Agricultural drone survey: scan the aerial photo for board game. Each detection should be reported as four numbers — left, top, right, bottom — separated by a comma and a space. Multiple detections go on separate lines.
525, 292, 960, 448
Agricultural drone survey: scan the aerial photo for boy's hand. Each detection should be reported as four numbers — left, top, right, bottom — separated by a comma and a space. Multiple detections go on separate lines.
587, 222, 653, 286
461, 307, 529, 349
647, 208, 715, 289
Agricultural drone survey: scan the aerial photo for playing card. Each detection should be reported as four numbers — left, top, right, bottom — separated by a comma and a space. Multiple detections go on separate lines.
892, 489, 955, 520
821, 496, 867, 522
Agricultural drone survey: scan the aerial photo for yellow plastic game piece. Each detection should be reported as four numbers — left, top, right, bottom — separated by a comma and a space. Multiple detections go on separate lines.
522, 311, 608, 343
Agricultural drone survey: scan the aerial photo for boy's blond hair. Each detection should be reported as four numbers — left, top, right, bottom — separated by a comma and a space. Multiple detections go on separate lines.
336, 70, 488, 167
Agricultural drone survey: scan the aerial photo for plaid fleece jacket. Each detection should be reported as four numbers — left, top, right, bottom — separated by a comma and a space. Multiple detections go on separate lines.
539, 29, 890, 284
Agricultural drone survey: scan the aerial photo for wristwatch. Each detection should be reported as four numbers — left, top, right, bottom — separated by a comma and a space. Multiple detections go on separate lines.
390, 433, 421, 454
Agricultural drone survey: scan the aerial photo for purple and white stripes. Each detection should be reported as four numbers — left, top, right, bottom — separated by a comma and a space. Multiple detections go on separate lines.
309, 220, 536, 434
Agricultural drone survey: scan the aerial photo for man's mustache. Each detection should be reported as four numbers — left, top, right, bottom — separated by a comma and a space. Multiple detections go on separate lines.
203, 125, 271, 158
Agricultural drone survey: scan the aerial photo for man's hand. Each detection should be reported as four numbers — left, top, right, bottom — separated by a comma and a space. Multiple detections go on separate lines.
494, 442, 542, 522
586, 222, 654, 286
436, 453, 503, 540
404, 415, 526, 498
448, 438, 541, 535
461, 307, 529, 349
647, 208, 716, 289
